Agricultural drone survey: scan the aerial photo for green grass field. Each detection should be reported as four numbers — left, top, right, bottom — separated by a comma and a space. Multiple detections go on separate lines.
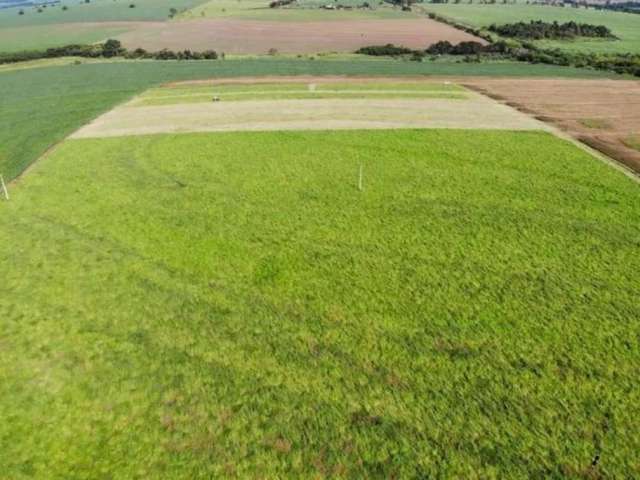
422, 3, 640, 54
0, 0, 208, 27
0, 23, 135, 53
1, 129, 639, 478
134, 81, 468, 105
178, 0, 415, 21
0, 58, 620, 182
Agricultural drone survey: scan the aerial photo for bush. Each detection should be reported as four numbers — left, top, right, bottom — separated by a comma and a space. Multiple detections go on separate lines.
356, 44, 416, 56
489, 21, 617, 40
0, 42, 221, 65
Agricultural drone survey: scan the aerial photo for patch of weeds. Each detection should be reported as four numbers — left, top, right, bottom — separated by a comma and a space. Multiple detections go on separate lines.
579, 118, 612, 129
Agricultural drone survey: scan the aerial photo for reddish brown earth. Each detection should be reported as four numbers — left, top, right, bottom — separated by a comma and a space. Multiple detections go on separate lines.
462, 78, 640, 174
115, 18, 485, 54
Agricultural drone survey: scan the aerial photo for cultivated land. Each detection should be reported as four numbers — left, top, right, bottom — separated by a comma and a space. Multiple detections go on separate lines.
114, 18, 483, 54
178, 0, 418, 21
0, 0, 477, 53
72, 80, 548, 138
2, 127, 639, 478
464, 78, 640, 173
421, 3, 640, 54
0, 60, 618, 183
0, 22, 136, 53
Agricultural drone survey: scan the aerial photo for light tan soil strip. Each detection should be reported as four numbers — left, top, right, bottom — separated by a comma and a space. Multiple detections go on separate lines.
71, 95, 550, 139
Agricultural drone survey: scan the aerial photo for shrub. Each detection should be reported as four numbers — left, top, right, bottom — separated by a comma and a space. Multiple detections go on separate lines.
356, 44, 415, 56
489, 21, 617, 40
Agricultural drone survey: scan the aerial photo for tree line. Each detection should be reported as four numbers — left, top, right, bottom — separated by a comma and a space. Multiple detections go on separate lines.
488, 20, 616, 40
355, 40, 640, 77
0, 40, 220, 65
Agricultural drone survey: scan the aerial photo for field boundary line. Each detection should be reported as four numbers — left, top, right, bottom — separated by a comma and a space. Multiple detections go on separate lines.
8, 88, 148, 187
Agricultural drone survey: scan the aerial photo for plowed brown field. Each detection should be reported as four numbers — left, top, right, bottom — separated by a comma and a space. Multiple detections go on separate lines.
462, 78, 640, 174
115, 18, 485, 54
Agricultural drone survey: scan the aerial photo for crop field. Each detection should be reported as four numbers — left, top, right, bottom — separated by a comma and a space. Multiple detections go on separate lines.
178, 0, 416, 21
421, 3, 640, 54
131, 81, 469, 106
114, 17, 482, 54
2, 125, 639, 477
463, 77, 640, 173
0, 22, 137, 53
0, 0, 208, 26
1, 59, 614, 183
72, 79, 549, 138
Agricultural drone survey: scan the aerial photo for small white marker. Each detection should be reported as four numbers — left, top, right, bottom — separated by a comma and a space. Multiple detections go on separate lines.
0, 174, 9, 200
358, 164, 363, 191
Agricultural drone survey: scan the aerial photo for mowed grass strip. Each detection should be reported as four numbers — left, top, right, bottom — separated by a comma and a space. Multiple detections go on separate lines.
134, 81, 468, 105
178, 0, 416, 21
1, 130, 639, 478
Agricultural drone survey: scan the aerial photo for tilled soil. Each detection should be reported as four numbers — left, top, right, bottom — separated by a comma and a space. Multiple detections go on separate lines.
461, 78, 640, 174
115, 18, 485, 54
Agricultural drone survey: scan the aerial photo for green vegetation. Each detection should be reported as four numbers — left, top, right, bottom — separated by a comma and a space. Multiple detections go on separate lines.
1, 129, 639, 478
178, 0, 415, 21
0, 24, 134, 53
0, 58, 619, 182
134, 81, 468, 105
624, 134, 640, 151
421, 3, 640, 54
579, 118, 613, 129
0, 0, 209, 26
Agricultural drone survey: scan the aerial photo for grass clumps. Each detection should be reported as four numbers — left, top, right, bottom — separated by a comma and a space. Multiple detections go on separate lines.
1, 129, 639, 477
579, 118, 613, 129
624, 134, 640, 151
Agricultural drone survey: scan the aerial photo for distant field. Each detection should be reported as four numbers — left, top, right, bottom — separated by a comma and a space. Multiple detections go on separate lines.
114, 17, 482, 54
132, 81, 469, 106
179, 0, 416, 21
2, 128, 639, 478
0, 22, 135, 53
422, 4, 640, 54
0, 0, 208, 26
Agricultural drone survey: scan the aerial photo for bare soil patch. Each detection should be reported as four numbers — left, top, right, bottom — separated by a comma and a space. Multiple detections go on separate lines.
462, 78, 640, 174
71, 91, 548, 139
116, 18, 485, 54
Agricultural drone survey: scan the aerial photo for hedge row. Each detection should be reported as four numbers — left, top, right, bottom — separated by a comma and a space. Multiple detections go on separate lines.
355, 40, 640, 77
488, 20, 616, 40
0, 40, 220, 65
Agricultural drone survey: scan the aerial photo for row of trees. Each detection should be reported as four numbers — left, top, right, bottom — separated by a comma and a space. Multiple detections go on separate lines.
356, 40, 510, 57
354, 39, 640, 77
0, 40, 220, 65
488, 20, 616, 40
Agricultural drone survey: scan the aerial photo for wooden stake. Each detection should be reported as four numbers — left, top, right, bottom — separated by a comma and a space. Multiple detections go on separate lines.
358, 164, 363, 191
0, 175, 8, 201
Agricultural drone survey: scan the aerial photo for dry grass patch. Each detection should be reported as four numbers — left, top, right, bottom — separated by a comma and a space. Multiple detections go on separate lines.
71, 79, 549, 139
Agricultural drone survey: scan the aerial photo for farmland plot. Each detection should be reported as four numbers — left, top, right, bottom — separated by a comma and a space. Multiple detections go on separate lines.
1, 128, 639, 478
